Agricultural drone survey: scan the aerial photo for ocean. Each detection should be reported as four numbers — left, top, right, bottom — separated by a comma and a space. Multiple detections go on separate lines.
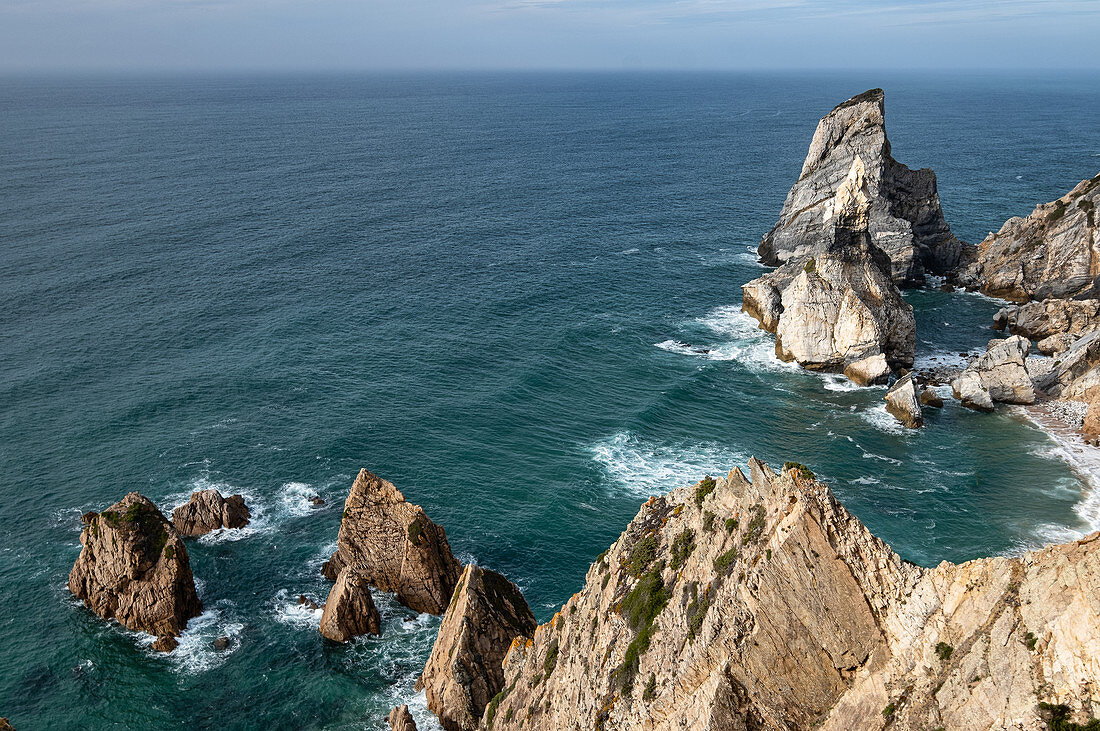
2, 71, 1100, 729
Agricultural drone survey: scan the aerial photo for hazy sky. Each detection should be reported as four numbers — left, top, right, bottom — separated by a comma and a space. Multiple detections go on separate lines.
1, 0, 1097, 72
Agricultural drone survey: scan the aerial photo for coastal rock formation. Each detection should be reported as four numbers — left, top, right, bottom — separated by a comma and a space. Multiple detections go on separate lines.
758, 88, 964, 285
0, 719, 12, 731
484, 461, 1100, 731
388, 705, 418, 731
955, 172, 1100, 302
322, 469, 461, 615
170, 489, 250, 537
743, 193, 915, 384
1036, 330, 1100, 402
993, 298, 1100, 342
416, 565, 537, 731
951, 336, 1035, 410
68, 493, 202, 648
919, 387, 943, 408
319, 566, 381, 642
884, 374, 922, 428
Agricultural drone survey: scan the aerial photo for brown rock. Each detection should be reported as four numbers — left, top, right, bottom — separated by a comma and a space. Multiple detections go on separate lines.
919, 387, 943, 408
319, 566, 381, 642
151, 635, 178, 653
171, 489, 250, 537
297, 595, 320, 611
0, 718, 13, 731
68, 493, 201, 648
416, 565, 536, 731
322, 469, 461, 615
388, 705, 418, 731
1085, 396, 1100, 438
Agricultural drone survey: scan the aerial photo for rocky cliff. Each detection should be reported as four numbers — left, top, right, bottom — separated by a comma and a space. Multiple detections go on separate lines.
480, 461, 1100, 730
955, 172, 1100, 302
758, 88, 964, 286
323, 469, 462, 615
69, 493, 202, 648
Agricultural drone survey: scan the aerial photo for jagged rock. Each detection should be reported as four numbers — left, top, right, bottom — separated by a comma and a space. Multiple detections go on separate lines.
151, 635, 178, 652
0, 718, 13, 731
951, 336, 1035, 410
319, 566, 381, 642
485, 460, 1100, 731
1037, 331, 1100, 401
743, 190, 915, 383
212, 636, 230, 651
758, 88, 964, 286
1038, 332, 1078, 356
919, 387, 943, 408
955, 172, 1100, 301
68, 493, 201, 649
388, 705, 418, 731
322, 469, 461, 615
993, 298, 1100, 344
416, 565, 536, 731
297, 595, 320, 611
170, 489, 250, 537
884, 374, 922, 428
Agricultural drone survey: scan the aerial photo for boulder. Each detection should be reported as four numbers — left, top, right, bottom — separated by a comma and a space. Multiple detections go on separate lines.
322, 469, 461, 615
416, 565, 536, 731
992, 298, 1100, 342
758, 88, 964, 286
919, 387, 944, 408
1038, 332, 1079, 356
884, 374, 923, 428
951, 336, 1035, 409
954, 172, 1100, 301
319, 566, 381, 643
171, 489, 250, 538
1086, 397, 1100, 439
68, 493, 202, 648
388, 705, 418, 731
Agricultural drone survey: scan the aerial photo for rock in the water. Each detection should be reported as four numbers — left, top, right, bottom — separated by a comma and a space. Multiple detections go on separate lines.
0, 718, 13, 731
951, 336, 1035, 409
919, 387, 944, 408
388, 705, 418, 731
319, 566, 381, 642
297, 594, 320, 611
955, 172, 1100, 302
485, 459, 1100, 731
68, 493, 202, 647
212, 636, 230, 651
309, 496, 325, 507
416, 565, 536, 731
171, 489, 250, 538
322, 469, 461, 615
758, 88, 964, 285
884, 374, 923, 428
151, 635, 178, 653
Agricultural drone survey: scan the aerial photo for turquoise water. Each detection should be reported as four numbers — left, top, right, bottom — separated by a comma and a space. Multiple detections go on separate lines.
2, 72, 1100, 729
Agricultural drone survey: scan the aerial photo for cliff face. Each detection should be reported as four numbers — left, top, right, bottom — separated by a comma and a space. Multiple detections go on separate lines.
759, 89, 964, 286
482, 461, 1100, 731
955, 173, 1100, 302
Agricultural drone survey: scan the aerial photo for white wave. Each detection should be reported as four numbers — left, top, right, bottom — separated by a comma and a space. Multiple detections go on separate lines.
912, 348, 971, 373
141, 601, 243, 674
277, 481, 326, 519
271, 589, 324, 629
618, 248, 640, 255
821, 374, 862, 392
857, 403, 910, 437
588, 431, 747, 497
851, 476, 881, 485
693, 305, 801, 373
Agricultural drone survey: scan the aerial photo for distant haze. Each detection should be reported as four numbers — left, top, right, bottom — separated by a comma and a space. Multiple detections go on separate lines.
0, 0, 1097, 72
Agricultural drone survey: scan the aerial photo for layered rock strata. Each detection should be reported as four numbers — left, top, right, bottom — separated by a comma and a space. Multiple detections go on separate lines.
955, 172, 1100, 302
483, 461, 1100, 730
319, 565, 381, 642
417, 565, 536, 731
69, 493, 202, 649
323, 469, 462, 615
171, 489, 250, 537
758, 88, 964, 285
884, 374, 923, 428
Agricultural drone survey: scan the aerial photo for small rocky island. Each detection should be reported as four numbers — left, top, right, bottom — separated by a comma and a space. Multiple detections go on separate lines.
171, 488, 251, 537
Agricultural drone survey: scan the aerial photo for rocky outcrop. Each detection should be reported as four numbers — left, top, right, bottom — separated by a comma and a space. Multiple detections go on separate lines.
388, 705, 418, 731
68, 493, 202, 649
758, 88, 964, 286
884, 374, 922, 428
743, 192, 915, 384
417, 565, 536, 731
919, 387, 943, 408
484, 461, 1100, 731
955, 172, 1100, 302
993, 299, 1100, 354
1036, 330, 1100, 403
951, 336, 1035, 410
319, 565, 381, 642
170, 489, 250, 537
322, 469, 461, 615
0, 719, 13, 731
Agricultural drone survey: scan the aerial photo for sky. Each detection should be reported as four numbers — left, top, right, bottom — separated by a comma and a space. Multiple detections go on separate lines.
0, 0, 1098, 72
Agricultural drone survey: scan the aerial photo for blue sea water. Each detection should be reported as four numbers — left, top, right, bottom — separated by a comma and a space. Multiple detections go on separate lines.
2, 71, 1100, 729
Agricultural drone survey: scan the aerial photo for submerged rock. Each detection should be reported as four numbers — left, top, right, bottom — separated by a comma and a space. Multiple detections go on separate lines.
951, 336, 1035, 410
388, 705, 418, 731
68, 493, 201, 648
485, 459, 1100, 730
884, 374, 923, 428
322, 469, 461, 615
170, 489, 250, 538
955, 172, 1100, 301
319, 566, 381, 643
758, 88, 964, 286
416, 565, 537, 731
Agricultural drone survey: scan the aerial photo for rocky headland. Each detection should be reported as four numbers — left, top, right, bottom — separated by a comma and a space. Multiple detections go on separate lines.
68, 493, 202, 651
